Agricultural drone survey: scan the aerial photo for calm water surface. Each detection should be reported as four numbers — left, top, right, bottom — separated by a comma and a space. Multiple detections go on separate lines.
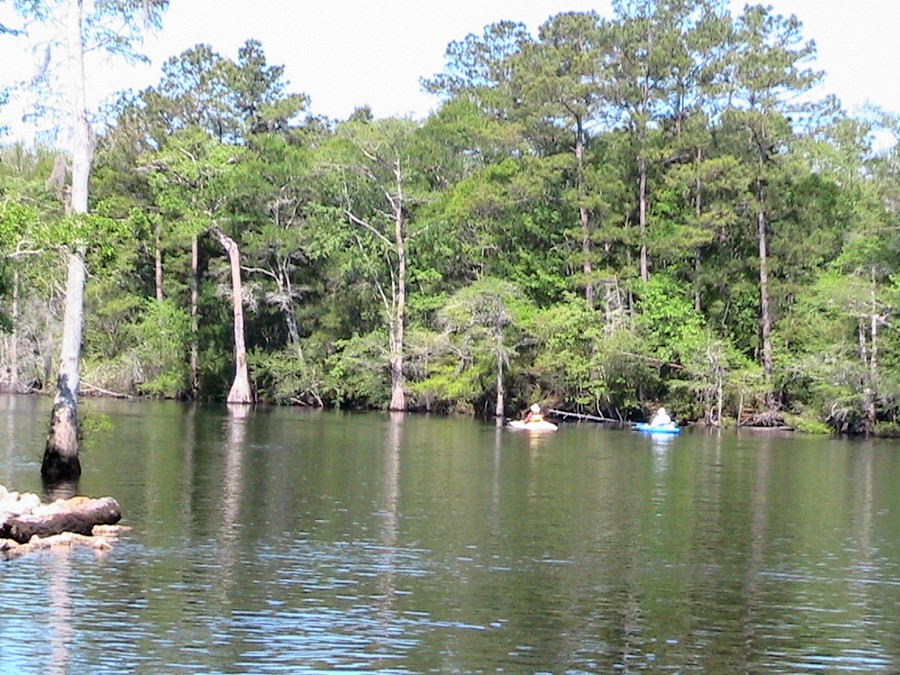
1, 395, 898, 673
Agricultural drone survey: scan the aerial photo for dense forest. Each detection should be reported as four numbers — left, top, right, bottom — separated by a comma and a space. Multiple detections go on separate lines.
1, 0, 898, 436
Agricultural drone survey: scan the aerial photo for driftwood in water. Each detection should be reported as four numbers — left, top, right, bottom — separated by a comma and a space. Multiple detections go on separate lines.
740, 409, 793, 430
548, 408, 614, 423
2, 495, 121, 545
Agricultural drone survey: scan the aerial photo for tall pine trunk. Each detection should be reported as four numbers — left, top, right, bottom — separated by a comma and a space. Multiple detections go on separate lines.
639, 155, 649, 282
575, 118, 593, 307
755, 176, 775, 410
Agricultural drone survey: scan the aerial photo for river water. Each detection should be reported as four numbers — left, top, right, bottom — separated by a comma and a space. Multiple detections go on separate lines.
1, 394, 898, 673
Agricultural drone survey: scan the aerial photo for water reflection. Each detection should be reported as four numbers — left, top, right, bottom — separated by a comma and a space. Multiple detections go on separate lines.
1, 400, 899, 673
218, 404, 248, 577
42, 477, 79, 502
375, 412, 402, 624
650, 432, 674, 475
48, 555, 73, 675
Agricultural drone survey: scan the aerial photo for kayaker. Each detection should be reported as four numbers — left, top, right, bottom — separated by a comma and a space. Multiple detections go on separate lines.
650, 407, 671, 427
523, 403, 543, 423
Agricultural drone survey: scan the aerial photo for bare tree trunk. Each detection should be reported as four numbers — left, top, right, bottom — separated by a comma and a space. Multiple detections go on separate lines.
190, 234, 200, 398
716, 374, 724, 427
494, 337, 505, 418
575, 118, 593, 307
6, 264, 20, 392
858, 319, 875, 434
870, 268, 878, 379
278, 262, 302, 352
694, 148, 703, 313
756, 178, 775, 410
388, 159, 406, 412
859, 268, 879, 434
154, 225, 163, 301
212, 225, 252, 404
44, 0, 92, 480
639, 155, 649, 282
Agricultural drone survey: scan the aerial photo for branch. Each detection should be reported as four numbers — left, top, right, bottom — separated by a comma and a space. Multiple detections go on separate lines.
619, 351, 685, 370
240, 265, 278, 281
345, 210, 394, 250
81, 382, 131, 398
350, 231, 392, 315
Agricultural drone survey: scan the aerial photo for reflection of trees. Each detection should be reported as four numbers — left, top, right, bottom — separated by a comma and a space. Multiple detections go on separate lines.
375, 412, 403, 624
42, 477, 78, 501
740, 435, 770, 670
3, 395, 15, 486
48, 552, 74, 675
491, 418, 503, 525
177, 404, 197, 533
650, 433, 674, 474
218, 404, 249, 583
850, 443, 875, 628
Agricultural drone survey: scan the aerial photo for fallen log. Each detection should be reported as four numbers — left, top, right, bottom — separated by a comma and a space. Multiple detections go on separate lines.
548, 408, 614, 423
3, 496, 121, 545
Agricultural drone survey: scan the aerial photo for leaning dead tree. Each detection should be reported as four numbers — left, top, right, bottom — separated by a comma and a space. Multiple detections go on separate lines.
212, 224, 253, 404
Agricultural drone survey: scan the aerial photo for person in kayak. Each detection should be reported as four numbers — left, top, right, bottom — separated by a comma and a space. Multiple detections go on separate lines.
523, 404, 544, 424
650, 407, 672, 427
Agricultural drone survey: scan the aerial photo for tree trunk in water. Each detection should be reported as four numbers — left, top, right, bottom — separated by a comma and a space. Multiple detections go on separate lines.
388, 159, 407, 412
45, 0, 92, 480
859, 319, 875, 435
869, 267, 879, 380
190, 235, 200, 398
494, 339, 505, 418
6, 264, 20, 392
756, 179, 775, 410
43, 253, 86, 480
859, 269, 879, 434
212, 225, 253, 404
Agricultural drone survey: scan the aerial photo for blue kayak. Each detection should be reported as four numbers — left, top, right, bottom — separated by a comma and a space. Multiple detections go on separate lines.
633, 422, 681, 434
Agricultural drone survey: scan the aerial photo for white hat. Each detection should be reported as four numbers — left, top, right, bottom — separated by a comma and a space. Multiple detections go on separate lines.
530, 403, 541, 413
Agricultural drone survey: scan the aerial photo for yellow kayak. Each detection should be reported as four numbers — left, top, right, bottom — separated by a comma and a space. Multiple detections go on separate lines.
508, 419, 558, 432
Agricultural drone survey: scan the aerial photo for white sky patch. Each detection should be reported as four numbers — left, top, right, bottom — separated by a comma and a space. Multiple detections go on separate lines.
1, 0, 897, 143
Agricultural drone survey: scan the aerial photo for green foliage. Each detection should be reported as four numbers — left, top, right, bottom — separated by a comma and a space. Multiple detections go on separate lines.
529, 296, 607, 408
408, 279, 533, 413
322, 333, 390, 409
634, 275, 706, 365
248, 347, 324, 406
1, 5, 896, 434
128, 299, 191, 397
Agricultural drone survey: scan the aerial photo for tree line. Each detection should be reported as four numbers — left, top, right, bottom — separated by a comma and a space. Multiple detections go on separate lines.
1, 0, 898, 439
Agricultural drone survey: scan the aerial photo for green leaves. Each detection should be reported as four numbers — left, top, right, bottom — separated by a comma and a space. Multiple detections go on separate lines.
3, 5, 897, 428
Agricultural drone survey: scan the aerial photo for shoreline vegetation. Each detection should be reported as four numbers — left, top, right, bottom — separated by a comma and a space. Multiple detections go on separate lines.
6, 389, 900, 438
0, 2, 897, 440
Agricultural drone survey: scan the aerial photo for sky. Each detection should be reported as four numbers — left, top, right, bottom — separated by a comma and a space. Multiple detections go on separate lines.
1, 0, 899, 137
